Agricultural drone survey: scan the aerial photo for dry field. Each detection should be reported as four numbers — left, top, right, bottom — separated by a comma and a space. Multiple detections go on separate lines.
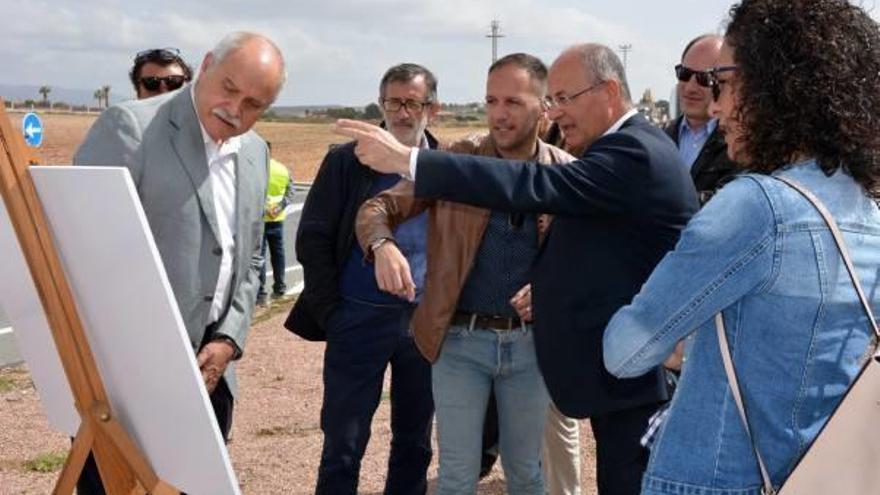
12, 112, 486, 183
1, 112, 601, 494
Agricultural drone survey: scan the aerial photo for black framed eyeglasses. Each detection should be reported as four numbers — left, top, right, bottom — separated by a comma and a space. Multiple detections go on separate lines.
674, 64, 712, 88
708, 66, 739, 102
381, 98, 431, 113
139, 75, 187, 92
543, 81, 606, 109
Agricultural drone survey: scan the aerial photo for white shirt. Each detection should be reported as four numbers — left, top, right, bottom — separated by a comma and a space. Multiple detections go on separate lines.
190, 89, 240, 324
602, 108, 639, 137
403, 133, 431, 180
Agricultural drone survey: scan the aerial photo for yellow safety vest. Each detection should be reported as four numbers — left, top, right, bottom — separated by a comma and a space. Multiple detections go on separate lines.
264, 159, 291, 222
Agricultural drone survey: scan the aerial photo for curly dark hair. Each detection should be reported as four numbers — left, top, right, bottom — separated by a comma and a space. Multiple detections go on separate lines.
725, 0, 880, 194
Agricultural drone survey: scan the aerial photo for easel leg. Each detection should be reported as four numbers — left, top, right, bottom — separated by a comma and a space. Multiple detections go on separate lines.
53, 421, 95, 495
92, 428, 141, 495
89, 402, 170, 493
151, 480, 181, 495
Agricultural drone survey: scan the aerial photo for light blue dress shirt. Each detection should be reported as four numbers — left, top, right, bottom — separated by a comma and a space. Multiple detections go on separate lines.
678, 118, 717, 169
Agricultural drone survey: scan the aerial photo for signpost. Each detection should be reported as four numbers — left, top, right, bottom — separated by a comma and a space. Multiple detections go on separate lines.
22, 112, 43, 148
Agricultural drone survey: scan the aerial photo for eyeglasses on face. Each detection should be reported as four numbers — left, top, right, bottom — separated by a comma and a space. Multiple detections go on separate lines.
381, 98, 431, 113
543, 81, 606, 109
674, 64, 712, 87
708, 66, 738, 102
139, 75, 187, 92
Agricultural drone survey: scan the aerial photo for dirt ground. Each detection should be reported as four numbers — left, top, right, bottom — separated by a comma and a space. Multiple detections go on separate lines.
11, 112, 485, 183
0, 302, 599, 495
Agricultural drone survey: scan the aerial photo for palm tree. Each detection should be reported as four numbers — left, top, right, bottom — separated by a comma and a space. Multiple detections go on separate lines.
101, 85, 111, 108
94, 89, 103, 109
38, 86, 51, 107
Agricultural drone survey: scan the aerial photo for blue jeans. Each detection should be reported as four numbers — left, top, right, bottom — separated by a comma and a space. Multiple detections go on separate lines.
433, 323, 549, 495
258, 221, 286, 297
316, 298, 434, 495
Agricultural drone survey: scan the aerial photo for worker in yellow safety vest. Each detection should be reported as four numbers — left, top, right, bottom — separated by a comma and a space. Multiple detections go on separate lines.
257, 141, 295, 306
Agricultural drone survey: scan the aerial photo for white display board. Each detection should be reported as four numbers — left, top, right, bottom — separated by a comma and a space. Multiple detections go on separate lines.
2, 166, 240, 495
0, 190, 80, 435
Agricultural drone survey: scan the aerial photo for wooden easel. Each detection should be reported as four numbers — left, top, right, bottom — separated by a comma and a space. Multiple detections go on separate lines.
0, 102, 180, 495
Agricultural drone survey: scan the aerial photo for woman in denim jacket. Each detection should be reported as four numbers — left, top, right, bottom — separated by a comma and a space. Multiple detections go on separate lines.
603, 1, 880, 494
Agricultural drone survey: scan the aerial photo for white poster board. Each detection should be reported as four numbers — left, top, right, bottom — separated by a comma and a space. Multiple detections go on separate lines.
0, 165, 240, 495
0, 189, 80, 435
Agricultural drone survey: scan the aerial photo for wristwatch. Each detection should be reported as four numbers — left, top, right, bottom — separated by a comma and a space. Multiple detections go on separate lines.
210, 334, 243, 360
370, 237, 391, 253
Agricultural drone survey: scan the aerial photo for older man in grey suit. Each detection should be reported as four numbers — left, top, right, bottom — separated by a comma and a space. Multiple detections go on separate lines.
73, 31, 286, 494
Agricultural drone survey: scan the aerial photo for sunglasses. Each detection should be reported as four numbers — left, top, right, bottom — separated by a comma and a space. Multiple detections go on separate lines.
674, 64, 712, 87
708, 66, 739, 102
139, 75, 187, 92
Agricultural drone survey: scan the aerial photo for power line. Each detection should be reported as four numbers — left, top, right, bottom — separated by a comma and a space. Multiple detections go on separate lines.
618, 43, 633, 71
486, 20, 505, 64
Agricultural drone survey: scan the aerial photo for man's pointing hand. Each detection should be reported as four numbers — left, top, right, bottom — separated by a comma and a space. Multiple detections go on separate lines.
332, 119, 413, 175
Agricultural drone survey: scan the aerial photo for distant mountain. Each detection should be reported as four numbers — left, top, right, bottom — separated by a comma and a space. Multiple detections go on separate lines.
0, 84, 126, 107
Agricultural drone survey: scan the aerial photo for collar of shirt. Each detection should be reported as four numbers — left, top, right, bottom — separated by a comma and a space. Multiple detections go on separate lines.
602, 108, 640, 137
679, 117, 718, 141
417, 132, 430, 150
403, 132, 430, 181
189, 86, 242, 165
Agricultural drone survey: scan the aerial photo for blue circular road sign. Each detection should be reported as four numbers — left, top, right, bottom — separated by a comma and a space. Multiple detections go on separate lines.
22, 112, 43, 148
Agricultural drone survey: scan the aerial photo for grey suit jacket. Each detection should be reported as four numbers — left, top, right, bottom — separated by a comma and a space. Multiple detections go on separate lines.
73, 88, 269, 397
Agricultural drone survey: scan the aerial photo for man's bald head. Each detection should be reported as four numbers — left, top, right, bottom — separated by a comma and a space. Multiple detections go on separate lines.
677, 34, 723, 128
194, 32, 286, 142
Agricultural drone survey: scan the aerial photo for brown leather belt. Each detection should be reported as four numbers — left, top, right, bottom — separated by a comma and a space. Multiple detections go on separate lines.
451, 311, 523, 331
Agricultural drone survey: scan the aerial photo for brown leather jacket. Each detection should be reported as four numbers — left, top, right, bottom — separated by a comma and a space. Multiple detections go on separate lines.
356, 134, 574, 362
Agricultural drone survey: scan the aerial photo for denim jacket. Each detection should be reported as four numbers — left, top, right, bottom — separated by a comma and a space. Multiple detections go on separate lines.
603, 159, 880, 494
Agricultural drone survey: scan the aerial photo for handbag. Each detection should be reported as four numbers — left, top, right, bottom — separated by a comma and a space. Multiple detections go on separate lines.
715, 176, 880, 495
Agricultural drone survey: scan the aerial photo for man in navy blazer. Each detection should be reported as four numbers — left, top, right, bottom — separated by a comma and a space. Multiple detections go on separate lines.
335, 44, 699, 495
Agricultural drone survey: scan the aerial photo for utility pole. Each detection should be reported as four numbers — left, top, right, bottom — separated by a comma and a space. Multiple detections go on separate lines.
618, 43, 633, 71
486, 19, 505, 64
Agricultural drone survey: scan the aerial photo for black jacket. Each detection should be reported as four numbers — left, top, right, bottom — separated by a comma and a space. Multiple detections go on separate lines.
285, 130, 439, 341
664, 116, 739, 204
413, 114, 699, 417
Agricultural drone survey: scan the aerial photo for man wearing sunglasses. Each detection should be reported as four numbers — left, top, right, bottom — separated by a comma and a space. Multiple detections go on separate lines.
334, 43, 699, 495
285, 63, 438, 495
666, 34, 737, 205
74, 32, 285, 494
129, 47, 193, 99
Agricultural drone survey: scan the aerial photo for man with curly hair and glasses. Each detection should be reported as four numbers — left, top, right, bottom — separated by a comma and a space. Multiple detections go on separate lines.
286, 63, 439, 495
129, 47, 193, 99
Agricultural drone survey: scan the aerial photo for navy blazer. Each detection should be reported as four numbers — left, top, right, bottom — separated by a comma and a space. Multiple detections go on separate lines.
414, 114, 699, 417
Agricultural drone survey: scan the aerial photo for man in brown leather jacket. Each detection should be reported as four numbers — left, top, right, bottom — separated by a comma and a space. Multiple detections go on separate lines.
356, 53, 576, 495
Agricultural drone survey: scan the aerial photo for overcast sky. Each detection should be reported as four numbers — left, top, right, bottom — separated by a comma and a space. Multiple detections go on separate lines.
3, 0, 878, 106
